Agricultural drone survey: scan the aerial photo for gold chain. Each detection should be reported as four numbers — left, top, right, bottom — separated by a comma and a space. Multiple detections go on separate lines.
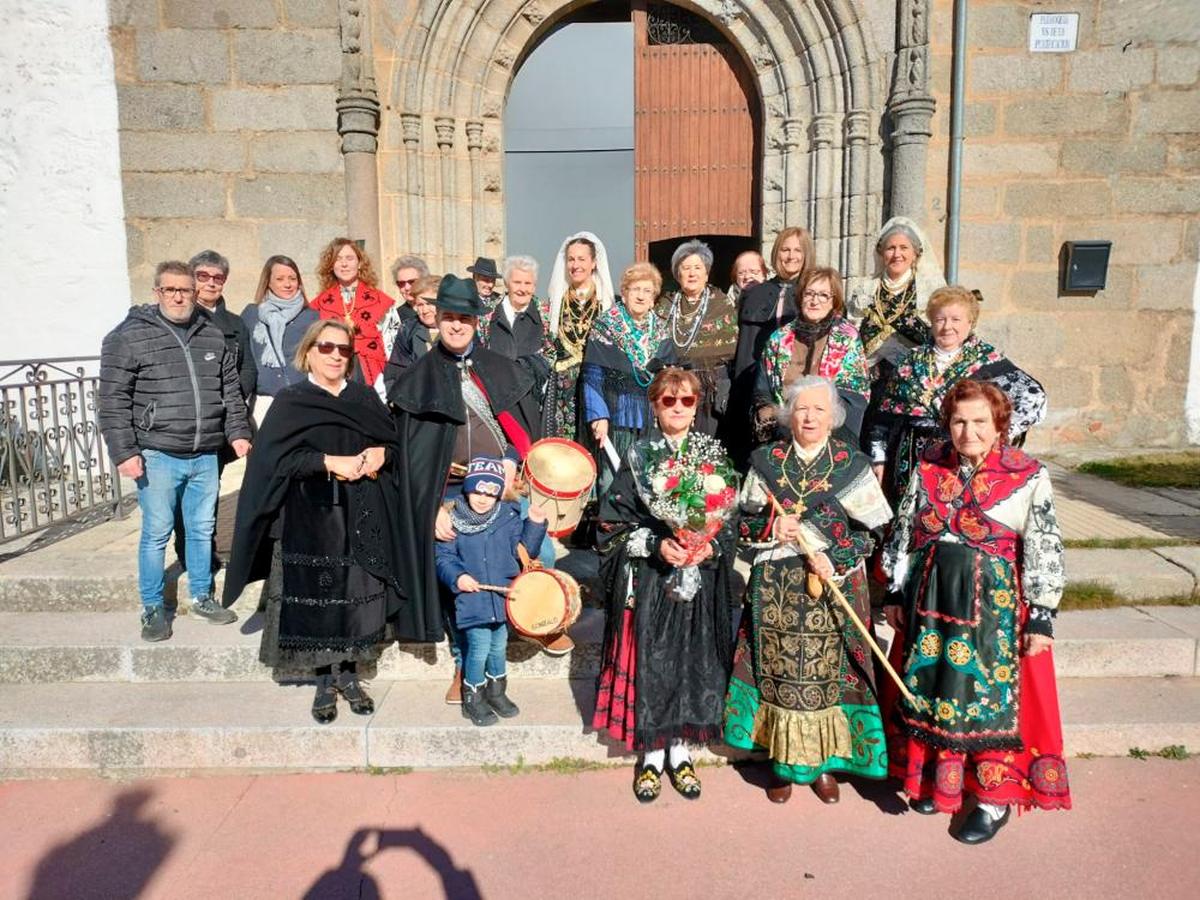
777, 442, 837, 514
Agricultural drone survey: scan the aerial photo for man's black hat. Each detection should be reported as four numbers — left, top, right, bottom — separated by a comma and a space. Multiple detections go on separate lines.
434, 274, 487, 316
467, 256, 500, 279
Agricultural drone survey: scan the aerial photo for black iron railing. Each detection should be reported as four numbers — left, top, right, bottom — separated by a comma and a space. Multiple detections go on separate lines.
0, 357, 125, 542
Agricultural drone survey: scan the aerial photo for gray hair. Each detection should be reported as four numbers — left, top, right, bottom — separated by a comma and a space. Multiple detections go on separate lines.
503, 254, 539, 282
876, 222, 923, 256
188, 249, 229, 276
390, 254, 429, 281
778, 376, 846, 429
671, 239, 714, 279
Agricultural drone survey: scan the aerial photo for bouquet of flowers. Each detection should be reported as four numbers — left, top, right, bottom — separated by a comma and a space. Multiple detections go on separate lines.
637, 432, 739, 601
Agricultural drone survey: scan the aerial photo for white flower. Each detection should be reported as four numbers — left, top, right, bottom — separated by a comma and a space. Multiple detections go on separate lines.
702, 474, 725, 493
651, 475, 668, 493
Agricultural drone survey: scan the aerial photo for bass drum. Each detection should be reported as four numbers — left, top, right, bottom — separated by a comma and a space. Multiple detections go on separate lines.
505, 568, 582, 638
523, 438, 596, 538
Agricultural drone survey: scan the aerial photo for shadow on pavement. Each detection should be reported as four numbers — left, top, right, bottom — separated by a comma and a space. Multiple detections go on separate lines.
304, 827, 481, 900
26, 786, 173, 900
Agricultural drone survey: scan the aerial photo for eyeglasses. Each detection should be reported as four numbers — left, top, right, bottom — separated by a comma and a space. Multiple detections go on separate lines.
315, 341, 353, 359
156, 286, 195, 298
396, 279, 417, 288
195, 272, 227, 285
659, 394, 697, 408
801, 290, 833, 303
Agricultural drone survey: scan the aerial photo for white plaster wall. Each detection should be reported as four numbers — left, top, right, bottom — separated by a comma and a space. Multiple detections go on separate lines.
1186, 251, 1200, 445
0, 0, 131, 361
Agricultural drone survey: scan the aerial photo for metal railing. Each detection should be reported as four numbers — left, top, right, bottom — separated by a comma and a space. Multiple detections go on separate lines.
0, 357, 125, 542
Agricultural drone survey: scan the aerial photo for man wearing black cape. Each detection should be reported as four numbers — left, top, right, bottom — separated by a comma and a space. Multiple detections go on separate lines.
388, 275, 550, 703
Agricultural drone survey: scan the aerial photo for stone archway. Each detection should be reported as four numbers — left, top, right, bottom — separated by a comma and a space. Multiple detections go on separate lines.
373, 0, 930, 280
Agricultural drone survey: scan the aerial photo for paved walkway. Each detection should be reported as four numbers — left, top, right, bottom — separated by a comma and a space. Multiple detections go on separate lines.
2, 760, 1197, 899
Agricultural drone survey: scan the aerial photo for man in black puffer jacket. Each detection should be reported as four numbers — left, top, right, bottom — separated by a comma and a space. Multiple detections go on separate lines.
100, 260, 252, 643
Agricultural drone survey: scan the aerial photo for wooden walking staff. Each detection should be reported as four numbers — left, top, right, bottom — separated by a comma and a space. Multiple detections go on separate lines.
766, 493, 916, 705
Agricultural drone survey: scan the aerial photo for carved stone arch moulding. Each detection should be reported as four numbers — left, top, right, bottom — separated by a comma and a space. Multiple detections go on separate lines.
384, 0, 897, 277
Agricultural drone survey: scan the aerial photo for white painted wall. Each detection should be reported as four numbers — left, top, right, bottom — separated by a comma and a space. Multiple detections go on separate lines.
0, 0, 131, 361
1186, 251, 1200, 445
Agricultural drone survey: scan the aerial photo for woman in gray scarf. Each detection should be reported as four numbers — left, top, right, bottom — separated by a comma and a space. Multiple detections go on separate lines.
242, 255, 321, 426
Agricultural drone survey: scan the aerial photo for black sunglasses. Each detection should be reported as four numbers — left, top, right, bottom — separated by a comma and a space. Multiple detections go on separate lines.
660, 394, 697, 408
315, 341, 353, 359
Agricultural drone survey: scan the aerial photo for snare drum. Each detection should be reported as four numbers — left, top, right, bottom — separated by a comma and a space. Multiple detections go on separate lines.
505, 568, 582, 638
524, 438, 596, 538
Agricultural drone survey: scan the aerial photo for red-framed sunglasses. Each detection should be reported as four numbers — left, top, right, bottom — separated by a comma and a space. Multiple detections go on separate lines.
660, 394, 697, 408
315, 341, 353, 359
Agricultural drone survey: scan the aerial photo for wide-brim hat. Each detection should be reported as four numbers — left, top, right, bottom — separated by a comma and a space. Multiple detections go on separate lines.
434, 274, 488, 316
467, 256, 500, 279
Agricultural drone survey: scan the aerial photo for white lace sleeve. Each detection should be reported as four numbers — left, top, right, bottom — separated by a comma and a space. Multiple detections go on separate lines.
626, 527, 654, 559
1021, 466, 1065, 613
882, 466, 922, 593
991, 368, 1047, 439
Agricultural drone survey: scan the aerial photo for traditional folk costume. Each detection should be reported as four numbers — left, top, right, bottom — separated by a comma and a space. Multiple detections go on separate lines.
756, 315, 871, 444
724, 437, 893, 785
868, 335, 1048, 504
655, 287, 738, 437
593, 434, 736, 762
729, 275, 799, 464
309, 281, 398, 393
580, 303, 676, 492
477, 293, 555, 393
882, 440, 1071, 815
542, 231, 616, 441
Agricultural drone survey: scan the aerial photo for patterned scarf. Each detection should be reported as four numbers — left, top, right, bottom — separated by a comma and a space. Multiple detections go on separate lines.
880, 335, 1004, 420
594, 303, 662, 386
449, 494, 503, 535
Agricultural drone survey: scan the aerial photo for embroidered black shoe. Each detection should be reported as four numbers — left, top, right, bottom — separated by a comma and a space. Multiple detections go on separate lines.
334, 670, 375, 715
665, 759, 702, 800
633, 764, 662, 803
140, 606, 171, 643
312, 674, 338, 725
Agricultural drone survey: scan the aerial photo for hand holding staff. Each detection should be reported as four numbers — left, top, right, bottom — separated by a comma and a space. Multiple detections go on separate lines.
767, 493, 916, 705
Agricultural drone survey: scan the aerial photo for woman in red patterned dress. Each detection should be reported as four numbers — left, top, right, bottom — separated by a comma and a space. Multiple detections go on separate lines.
881, 379, 1070, 844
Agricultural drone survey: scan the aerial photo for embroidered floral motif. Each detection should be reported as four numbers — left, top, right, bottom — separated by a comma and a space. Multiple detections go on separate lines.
761, 317, 870, 403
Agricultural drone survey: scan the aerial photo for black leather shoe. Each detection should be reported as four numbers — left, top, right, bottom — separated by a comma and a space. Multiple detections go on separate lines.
910, 797, 938, 815
312, 675, 338, 724
956, 805, 1012, 845
334, 670, 375, 715
633, 764, 662, 803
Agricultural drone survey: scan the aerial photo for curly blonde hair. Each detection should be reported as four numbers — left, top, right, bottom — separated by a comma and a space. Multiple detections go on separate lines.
620, 261, 663, 297
316, 237, 379, 291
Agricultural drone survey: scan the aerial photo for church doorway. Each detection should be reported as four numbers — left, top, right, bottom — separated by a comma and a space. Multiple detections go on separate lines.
504, 1, 761, 288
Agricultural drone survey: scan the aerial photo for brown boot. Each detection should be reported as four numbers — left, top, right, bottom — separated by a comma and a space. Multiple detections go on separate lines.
445, 666, 463, 705
538, 631, 575, 657
812, 773, 840, 804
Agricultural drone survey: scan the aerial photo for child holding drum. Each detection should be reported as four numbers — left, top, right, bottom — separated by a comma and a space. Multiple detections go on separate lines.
435, 457, 549, 726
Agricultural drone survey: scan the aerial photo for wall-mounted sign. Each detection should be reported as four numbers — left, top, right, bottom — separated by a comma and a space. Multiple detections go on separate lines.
1029, 12, 1079, 52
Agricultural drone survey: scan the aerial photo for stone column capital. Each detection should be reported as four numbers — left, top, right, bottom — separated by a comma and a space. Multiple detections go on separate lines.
336, 89, 381, 154
844, 110, 871, 143
890, 95, 936, 145
400, 112, 422, 146
434, 116, 455, 151
810, 114, 835, 147
465, 120, 484, 152
783, 117, 804, 148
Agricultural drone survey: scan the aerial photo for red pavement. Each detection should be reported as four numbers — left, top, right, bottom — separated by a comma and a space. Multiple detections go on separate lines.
2, 759, 1197, 899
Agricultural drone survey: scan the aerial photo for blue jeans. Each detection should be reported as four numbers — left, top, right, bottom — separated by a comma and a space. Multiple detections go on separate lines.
463, 623, 507, 686
136, 449, 219, 609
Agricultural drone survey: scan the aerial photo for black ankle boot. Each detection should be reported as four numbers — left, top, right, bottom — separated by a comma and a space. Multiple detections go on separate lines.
461, 682, 498, 727
484, 674, 520, 718
312, 673, 337, 724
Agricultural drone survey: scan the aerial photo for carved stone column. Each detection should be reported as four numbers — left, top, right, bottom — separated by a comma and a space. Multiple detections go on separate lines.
336, 0, 381, 267
888, 0, 936, 221
810, 113, 835, 266
782, 117, 805, 228
843, 110, 871, 278
465, 120, 484, 260
400, 112, 423, 255
434, 116, 456, 272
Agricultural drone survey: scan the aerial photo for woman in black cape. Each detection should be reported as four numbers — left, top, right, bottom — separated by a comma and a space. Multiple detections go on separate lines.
223, 320, 414, 723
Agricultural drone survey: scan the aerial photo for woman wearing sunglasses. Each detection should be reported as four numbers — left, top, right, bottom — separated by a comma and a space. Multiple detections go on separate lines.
223, 320, 409, 724
593, 367, 736, 803
753, 266, 870, 448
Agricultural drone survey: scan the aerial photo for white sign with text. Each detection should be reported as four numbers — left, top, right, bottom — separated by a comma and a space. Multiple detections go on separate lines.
1029, 12, 1079, 52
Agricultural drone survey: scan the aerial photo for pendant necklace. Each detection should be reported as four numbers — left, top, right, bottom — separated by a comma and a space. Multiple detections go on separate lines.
777, 442, 837, 514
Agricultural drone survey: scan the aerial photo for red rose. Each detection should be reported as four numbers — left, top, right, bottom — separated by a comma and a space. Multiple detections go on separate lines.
700, 463, 715, 475
705, 494, 722, 512
664, 475, 680, 490
772, 448, 785, 459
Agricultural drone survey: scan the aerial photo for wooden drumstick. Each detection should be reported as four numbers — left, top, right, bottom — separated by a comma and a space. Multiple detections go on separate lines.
767, 493, 916, 705
473, 584, 511, 593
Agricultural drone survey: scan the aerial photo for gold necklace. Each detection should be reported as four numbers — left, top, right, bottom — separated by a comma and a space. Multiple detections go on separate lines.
776, 442, 837, 514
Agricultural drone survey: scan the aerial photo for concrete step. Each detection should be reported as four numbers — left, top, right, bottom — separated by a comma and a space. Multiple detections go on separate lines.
0, 609, 605, 684
3, 605, 1199, 684
1, 676, 1196, 776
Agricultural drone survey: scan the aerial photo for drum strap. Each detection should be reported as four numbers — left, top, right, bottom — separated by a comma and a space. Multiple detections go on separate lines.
468, 369, 532, 458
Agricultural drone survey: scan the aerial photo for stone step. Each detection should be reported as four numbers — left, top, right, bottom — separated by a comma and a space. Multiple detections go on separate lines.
3, 605, 1198, 684
1, 676, 1196, 776
0, 609, 605, 684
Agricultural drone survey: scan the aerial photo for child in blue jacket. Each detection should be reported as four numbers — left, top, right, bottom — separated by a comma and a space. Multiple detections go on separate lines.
435, 457, 548, 726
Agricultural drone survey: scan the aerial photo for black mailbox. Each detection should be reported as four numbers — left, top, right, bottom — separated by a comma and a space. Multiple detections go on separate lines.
1061, 240, 1112, 293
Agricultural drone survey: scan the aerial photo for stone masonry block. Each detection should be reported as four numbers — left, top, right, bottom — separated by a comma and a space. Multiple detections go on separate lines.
108, 0, 158, 27
1158, 48, 1200, 86
970, 55, 1062, 93
258, 222, 344, 273
119, 132, 245, 173
967, 5, 1028, 50
1169, 137, 1200, 171
122, 174, 227, 219
1004, 181, 1111, 218
976, 312, 1065, 363
1010, 265, 1135, 313
960, 221, 1022, 264
1061, 138, 1167, 176
136, 29, 230, 84
1135, 92, 1200, 135
966, 102, 997, 137
284, 0, 339, 27
1096, 220, 1186, 266
125, 223, 145, 267
1098, 0, 1200, 45
1113, 177, 1200, 214
117, 85, 204, 130
233, 174, 344, 220
1068, 48, 1156, 93
234, 31, 342, 85
211, 86, 337, 131
1023, 226, 1056, 266
163, 0, 278, 29
965, 142, 1058, 177
249, 132, 341, 173
1004, 96, 1126, 136
1136, 263, 1200, 311
1035, 365, 1097, 411
141, 221, 258, 276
